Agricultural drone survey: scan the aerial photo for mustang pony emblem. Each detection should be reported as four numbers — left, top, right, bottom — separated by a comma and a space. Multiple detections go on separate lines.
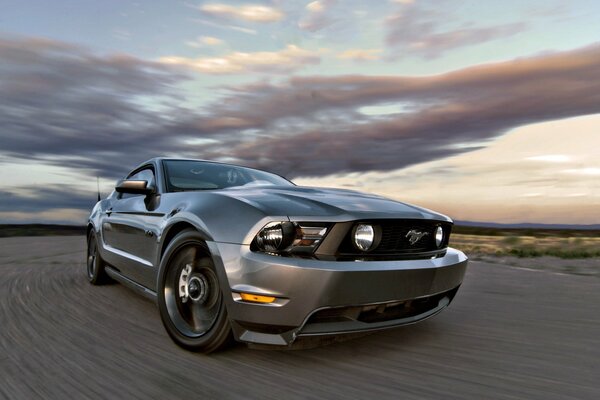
406, 229, 429, 245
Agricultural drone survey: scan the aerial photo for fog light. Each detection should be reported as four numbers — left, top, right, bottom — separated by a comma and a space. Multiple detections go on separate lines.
435, 226, 444, 248
353, 224, 375, 251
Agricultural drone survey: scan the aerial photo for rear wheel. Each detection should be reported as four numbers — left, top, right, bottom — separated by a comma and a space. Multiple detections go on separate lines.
87, 230, 109, 285
157, 230, 232, 353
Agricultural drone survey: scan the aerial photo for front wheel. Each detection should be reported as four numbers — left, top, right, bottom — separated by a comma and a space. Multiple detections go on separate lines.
157, 230, 232, 353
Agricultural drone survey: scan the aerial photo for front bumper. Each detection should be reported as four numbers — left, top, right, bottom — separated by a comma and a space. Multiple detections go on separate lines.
208, 242, 468, 346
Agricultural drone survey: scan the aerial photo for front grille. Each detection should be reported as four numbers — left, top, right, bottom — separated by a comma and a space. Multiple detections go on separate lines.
303, 286, 459, 331
378, 222, 443, 253
336, 219, 452, 259
357, 289, 452, 323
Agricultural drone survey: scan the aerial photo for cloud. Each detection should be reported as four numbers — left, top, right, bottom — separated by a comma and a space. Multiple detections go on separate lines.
526, 155, 571, 163
306, 1, 325, 12
0, 36, 194, 178
191, 43, 600, 177
337, 48, 382, 61
193, 18, 258, 35
185, 35, 224, 48
563, 168, 600, 176
159, 44, 321, 74
199, 3, 284, 23
299, 0, 337, 32
0, 184, 94, 223
0, 186, 96, 213
385, 3, 527, 58
3, 35, 600, 186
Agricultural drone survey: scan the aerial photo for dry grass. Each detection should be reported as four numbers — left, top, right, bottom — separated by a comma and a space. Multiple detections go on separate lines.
450, 234, 600, 259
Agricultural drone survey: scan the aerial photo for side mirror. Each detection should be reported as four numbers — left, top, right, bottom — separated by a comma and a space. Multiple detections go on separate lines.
115, 179, 155, 195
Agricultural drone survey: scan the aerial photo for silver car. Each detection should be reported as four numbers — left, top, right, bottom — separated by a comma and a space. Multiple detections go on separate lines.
87, 158, 468, 352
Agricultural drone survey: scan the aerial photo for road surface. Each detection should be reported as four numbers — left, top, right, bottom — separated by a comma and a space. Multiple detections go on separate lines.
0, 236, 598, 399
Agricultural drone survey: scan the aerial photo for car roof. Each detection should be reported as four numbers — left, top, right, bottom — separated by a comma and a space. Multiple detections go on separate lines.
130, 158, 289, 181
135, 157, 251, 171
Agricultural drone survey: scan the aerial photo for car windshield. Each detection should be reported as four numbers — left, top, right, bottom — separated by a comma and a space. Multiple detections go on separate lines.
163, 160, 294, 191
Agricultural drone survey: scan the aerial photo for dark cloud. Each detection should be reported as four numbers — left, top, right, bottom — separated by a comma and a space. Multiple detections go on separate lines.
385, 3, 527, 59
0, 186, 96, 213
0, 36, 195, 179
2, 35, 600, 186
196, 43, 600, 177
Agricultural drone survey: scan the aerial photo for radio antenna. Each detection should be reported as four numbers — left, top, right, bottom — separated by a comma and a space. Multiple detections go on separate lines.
97, 176, 101, 202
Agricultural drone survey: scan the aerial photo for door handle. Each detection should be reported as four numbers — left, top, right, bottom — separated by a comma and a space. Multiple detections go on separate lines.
106, 207, 113, 216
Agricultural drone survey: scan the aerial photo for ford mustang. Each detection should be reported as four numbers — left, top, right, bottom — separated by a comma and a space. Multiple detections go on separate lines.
87, 158, 468, 352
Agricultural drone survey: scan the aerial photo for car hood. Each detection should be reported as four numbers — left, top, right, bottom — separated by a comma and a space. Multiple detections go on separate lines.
217, 185, 451, 222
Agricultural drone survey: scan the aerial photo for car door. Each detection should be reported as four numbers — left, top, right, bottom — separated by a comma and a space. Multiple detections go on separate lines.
101, 166, 164, 288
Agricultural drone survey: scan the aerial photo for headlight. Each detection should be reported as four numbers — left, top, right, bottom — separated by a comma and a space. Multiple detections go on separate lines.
255, 222, 295, 252
353, 224, 375, 252
254, 222, 328, 255
435, 226, 444, 248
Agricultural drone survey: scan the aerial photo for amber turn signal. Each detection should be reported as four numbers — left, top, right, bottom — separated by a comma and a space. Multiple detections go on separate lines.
239, 293, 276, 303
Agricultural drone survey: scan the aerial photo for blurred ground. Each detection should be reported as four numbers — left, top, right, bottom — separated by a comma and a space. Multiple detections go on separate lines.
1, 236, 599, 399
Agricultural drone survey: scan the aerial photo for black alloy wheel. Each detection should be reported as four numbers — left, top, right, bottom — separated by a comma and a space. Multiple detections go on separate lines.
87, 230, 109, 285
157, 230, 232, 353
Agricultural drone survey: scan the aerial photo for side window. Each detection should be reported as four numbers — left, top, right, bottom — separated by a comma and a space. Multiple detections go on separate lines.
120, 168, 155, 199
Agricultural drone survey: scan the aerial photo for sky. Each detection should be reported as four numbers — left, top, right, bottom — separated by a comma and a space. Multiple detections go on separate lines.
0, 0, 599, 225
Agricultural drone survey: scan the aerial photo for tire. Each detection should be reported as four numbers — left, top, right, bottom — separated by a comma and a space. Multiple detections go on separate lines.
157, 230, 232, 353
87, 230, 110, 285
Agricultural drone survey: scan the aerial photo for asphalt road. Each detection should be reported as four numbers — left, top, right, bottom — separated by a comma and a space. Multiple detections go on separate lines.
1, 236, 598, 400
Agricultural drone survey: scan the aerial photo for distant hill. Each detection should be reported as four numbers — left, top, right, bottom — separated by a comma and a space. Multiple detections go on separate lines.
0, 224, 85, 237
